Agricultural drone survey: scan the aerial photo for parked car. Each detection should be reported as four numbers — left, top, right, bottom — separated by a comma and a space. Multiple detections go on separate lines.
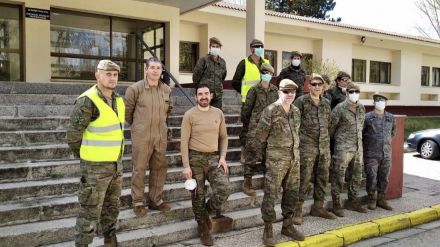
406, 129, 440, 160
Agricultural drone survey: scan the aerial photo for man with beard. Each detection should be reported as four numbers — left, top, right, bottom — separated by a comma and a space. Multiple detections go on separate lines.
181, 84, 232, 246
257, 79, 305, 246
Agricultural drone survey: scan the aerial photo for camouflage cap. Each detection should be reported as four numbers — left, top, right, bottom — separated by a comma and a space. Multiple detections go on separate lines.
260, 63, 274, 74
279, 79, 298, 90
209, 37, 222, 46
97, 60, 120, 72
336, 71, 351, 80
373, 93, 388, 101
290, 51, 303, 58
311, 73, 324, 83
249, 38, 264, 47
346, 82, 360, 91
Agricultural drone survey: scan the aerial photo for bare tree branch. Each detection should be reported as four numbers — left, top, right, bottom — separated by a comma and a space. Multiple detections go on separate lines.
416, 0, 440, 39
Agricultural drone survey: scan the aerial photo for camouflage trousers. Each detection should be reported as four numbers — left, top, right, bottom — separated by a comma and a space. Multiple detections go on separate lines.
330, 150, 363, 201
365, 157, 391, 193
299, 148, 331, 202
242, 128, 266, 176
261, 150, 300, 222
189, 150, 232, 221
239, 103, 248, 146
75, 160, 122, 246
210, 91, 223, 110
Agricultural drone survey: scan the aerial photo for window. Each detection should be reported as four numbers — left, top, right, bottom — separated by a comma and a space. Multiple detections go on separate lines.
264, 49, 277, 74
433, 67, 440, 87
421, 66, 430, 86
50, 9, 164, 81
369, 61, 391, 84
281, 51, 313, 74
352, 59, 366, 82
0, 4, 22, 81
179, 41, 198, 73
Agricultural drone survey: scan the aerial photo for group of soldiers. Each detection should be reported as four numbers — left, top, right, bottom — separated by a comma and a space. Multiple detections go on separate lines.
66, 36, 396, 247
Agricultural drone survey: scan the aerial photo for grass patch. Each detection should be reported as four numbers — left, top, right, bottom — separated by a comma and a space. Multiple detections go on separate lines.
404, 116, 440, 139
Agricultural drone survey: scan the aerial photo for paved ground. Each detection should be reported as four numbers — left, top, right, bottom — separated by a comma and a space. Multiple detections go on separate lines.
165, 152, 440, 247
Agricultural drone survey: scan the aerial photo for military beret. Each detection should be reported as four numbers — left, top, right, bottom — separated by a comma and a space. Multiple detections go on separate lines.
373, 93, 388, 101
311, 73, 324, 83
336, 71, 351, 80
249, 38, 264, 47
97, 60, 120, 72
260, 63, 274, 74
290, 51, 303, 58
346, 82, 360, 91
279, 79, 298, 90
209, 37, 222, 46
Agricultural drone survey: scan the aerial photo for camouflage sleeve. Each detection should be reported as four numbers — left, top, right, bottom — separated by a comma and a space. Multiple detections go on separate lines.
293, 107, 301, 134
222, 61, 227, 81
391, 115, 397, 137
328, 107, 340, 139
241, 87, 256, 128
66, 97, 93, 158
124, 86, 137, 126
256, 106, 272, 152
293, 97, 303, 115
192, 56, 206, 84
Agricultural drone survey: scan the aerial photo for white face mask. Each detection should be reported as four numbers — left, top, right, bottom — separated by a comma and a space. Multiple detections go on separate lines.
375, 101, 386, 111
210, 47, 220, 56
291, 59, 301, 67
348, 93, 359, 103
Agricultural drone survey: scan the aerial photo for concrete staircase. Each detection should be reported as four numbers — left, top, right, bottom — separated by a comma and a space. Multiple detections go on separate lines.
0, 81, 271, 247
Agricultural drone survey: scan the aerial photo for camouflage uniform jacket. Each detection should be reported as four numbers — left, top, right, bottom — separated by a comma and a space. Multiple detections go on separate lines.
256, 101, 301, 158
294, 94, 331, 150
324, 86, 346, 109
66, 87, 119, 157
329, 100, 365, 152
277, 65, 306, 97
241, 82, 279, 130
363, 111, 396, 159
192, 54, 227, 90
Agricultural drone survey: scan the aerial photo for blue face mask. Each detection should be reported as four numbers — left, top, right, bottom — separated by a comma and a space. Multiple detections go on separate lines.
254, 47, 264, 57
261, 73, 272, 82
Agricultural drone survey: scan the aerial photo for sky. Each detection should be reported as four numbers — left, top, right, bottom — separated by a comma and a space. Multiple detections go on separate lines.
329, 0, 431, 37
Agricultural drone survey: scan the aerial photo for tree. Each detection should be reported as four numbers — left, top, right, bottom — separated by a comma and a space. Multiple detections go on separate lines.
265, 0, 341, 22
416, 0, 440, 39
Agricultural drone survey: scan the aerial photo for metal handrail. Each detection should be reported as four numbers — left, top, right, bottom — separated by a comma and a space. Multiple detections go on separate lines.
133, 33, 195, 106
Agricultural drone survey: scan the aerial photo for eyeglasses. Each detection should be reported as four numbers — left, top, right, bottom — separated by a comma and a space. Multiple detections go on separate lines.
310, 82, 324, 87
281, 90, 295, 94
261, 70, 271, 74
348, 90, 360, 94
252, 45, 264, 48
341, 78, 351, 82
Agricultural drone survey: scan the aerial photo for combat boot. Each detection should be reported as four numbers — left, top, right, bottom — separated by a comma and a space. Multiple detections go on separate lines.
377, 193, 393, 210
367, 191, 377, 210
292, 202, 303, 225
281, 217, 305, 241
345, 199, 367, 213
263, 221, 276, 246
310, 200, 336, 219
331, 196, 344, 217
104, 235, 118, 247
242, 175, 256, 196
197, 219, 214, 246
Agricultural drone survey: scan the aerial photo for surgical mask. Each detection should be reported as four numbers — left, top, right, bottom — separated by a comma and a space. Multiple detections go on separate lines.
254, 47, 264, 57
375, 101, 386, 111
261, 73, 272, 82
210, 47, 220, 56
348, 93, 359, 103
339, 87, 347, 93
291, 59, 301, 67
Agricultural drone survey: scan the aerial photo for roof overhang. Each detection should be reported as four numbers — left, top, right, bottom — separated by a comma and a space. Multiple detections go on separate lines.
136, 0, 222, 14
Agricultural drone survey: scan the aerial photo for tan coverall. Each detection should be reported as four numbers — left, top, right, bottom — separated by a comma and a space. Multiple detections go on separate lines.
125, 79, 172, 207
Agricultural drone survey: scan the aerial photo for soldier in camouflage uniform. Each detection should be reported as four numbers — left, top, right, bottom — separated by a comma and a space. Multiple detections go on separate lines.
329, 82, 367, 217
277, 51, 306, 99
192, 37, 227, 110
66, 60, 124, 247
363, 93, 396, 211
324, 71, 351, 109
241, 63, 279, 196
181, 84, 232, 246
257, 79, 305, 246
293, 74, 335, 224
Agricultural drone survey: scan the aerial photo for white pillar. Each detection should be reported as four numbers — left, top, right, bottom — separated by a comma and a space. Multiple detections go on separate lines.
246, 0, 265, 51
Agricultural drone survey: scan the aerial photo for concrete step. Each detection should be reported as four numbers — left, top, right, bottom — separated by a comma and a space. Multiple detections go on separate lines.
0, 162, 253, 226
0, 114, 241, 131
0, 190, 266, 247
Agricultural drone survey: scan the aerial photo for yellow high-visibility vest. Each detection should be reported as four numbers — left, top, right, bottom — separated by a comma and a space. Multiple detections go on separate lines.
79, 85, 125, 162
241, 57, 269, 102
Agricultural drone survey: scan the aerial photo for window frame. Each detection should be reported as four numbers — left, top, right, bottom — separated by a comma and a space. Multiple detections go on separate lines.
352, 59, 366, 82
179, 41, 199, 73
421, 66, 430, 87
264, 49, 277, 75
369, 60, 391, 84
432, 67, 440, 87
